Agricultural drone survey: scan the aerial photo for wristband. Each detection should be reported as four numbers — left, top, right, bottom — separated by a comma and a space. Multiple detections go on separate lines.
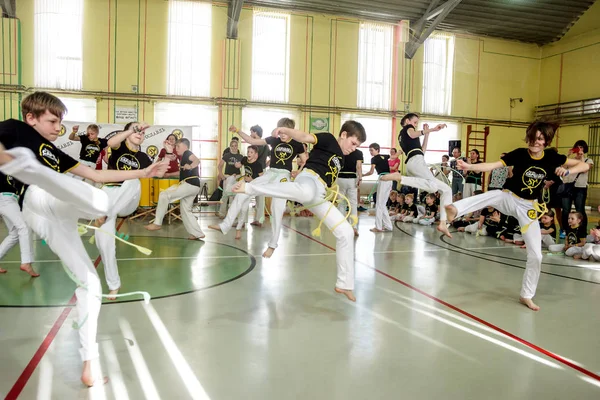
565, 170, 570, 176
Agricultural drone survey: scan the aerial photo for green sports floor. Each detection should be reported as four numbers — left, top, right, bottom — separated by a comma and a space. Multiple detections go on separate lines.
0, 210, 599, 399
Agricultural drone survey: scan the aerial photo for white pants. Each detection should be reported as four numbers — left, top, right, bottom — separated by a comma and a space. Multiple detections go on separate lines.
403, 215, 416, 223
245, 171, 355, 290
582, 243, 600, 261
453, 190, 542, 299
154, 181, 204, 238
0, 195, 34, 264
337, 177, 358, 225
463, 183, 481, 198
255, 195, 265, 224
95, 180, 141, 291
548, 244, 583, 257
226, 169, 291, 249
219, 175, 237, 217
541, 234, 555, 248
220, 193, 251, 233
375, 180, 393, 230
402, 155, 452, 221
0, 147, 109, 361
465, 223, 487, 235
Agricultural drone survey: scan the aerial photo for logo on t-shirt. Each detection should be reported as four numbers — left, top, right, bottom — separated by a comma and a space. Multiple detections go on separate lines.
527, 209, 537, 219
85, 144, 101, 158
326, 155, 342, 182
116, 154, 141, 170
567, 231, 578, 245
39, 143, 59, 170
273, 143, 294, 165
521, 166, 546, 194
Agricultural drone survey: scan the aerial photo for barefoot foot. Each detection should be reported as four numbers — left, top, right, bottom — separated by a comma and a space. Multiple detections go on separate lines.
437, 222, 452, 238
354, 228, 359, 237
20, 264, 40, 277
144, 223, 162, 231
573, 254, 582, 259
208, 225, 223, 234
380, 172, 401, 182
188, 235, 205, 241
81, 360, 109, 387
0, 267, 6, 273
235, 230, 242, 240
519, 297, 540, 311
107, 288, 120, 301
335, 287, 356, 302
262, 247, 275, 258
445, 205, 458, 222
250, 221, 262, 227
232, 180, 246, 193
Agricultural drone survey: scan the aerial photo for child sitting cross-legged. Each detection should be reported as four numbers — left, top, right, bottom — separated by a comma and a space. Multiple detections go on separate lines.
548, 211, 586, 258
413, 193, 438, 226
399, 193, 418, 222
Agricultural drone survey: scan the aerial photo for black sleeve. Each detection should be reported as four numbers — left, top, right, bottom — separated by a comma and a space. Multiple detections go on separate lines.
357, 151, 364, 162
256, 163, 264, 174
500, 148, 523, 167
99, 138, 109, 148
371, 156, 377, 165
430, 204, 438, 213
578, 226, 587, 240
553, 150, 568, 167
293, 140, 305, 154
56, 148, 80, 172
265, 136, 276, 147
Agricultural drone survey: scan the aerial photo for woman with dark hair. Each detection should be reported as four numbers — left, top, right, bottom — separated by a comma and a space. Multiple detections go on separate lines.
381, 113, 452, 237
445, 121, 590, 311
158, 133, 180, 177
560, 140, 594, 233
463, 148, 482, 197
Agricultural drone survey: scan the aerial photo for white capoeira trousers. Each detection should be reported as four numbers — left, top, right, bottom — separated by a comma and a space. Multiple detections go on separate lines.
402, 155, 452, 221
0, 195, 34, 264
244, 170, 355, 290
582, 243, 600, 261
336, 177, 358, 225
375, 180, 393, 231
94, 179, 141, 291
154, 181, 204, 238
548, 243, 583, 257
219, 193, 251, 233
218, 175, 237, 217
452, 190, 542, 299
0, 147, 109, 361
255, 195, 265, 224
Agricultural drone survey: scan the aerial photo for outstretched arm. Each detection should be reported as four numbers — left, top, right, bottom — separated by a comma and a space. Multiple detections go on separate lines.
68, 125, 81, 141
556, 158, 591, 177
363, 164, 376, 177
107, 123, 149, 149
70, 160, 169, 183
229, 125, 267, 146
407, 123, 447, 139
457, 159, 504, 173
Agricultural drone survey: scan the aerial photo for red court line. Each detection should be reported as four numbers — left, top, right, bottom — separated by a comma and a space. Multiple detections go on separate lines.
6, 220, 126, 400
282, 223, 600, 382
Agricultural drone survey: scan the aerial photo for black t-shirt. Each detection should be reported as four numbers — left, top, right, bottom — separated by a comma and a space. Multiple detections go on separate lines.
450, 157, 467, 179
241, 157, 264, 180
0, 172, 24, 195
179, 149, 200, 187
371, 154, 390, 175
386, 199, 400, 210
401, 203, 409, 213
406, 203, 418, 216
264, 136, 305, 172
565, 225, 586, 246
539, 221, 555, 235
465, 162, 483, 184
501, 148, 567, 200
340, 149, 364, 178
304, 132, 344, 188
107, 141, 153, 183
425, 203, 438, 216
256, 144, 269, 169
223, 152, 244, 175
399, 124, 423, 163
79, 135, 108, 163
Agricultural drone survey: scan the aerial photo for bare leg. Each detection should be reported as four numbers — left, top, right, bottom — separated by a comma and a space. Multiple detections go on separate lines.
20, 263, 39, 277
519, 297, 540, 311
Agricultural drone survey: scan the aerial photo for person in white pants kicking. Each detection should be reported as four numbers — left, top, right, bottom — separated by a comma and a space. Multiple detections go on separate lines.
0, 92, 168, 386
363, 143, 393, 232
232, 121, 367, 301
381, 113, 451, 237
337, 148, 363, 236
145, 138, 205, 240
209, 145, 264, 239
444, 121, 589, 311
94, 121, 155, 300
0, 173, 37, 276
217, 139, 244, 218
223, 118, 307, 257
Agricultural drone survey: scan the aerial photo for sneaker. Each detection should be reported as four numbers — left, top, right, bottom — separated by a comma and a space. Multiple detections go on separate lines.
559, 230, 566, 239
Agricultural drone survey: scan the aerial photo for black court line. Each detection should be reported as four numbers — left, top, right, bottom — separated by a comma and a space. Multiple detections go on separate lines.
0, 238, 256, 308
395, 222, 600, 286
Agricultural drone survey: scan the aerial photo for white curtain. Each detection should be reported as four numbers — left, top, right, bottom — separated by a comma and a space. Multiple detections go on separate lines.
357, 22, 393, 110
59, 97, 97, 122
422, 32, 455, 115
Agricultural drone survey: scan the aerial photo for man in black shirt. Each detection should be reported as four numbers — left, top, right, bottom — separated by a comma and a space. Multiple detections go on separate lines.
445, 121, 589, 311
232, 121, 367, 302
217, 139, 244, 218
210, 145, 264, 240
363, 143, 392, 232
338, 148, 363, 236
449, 147, 467, 195
226, 118, 307, 257
0, 172, 37, 276
0, 92, 168, 386
145, 138, 204, 240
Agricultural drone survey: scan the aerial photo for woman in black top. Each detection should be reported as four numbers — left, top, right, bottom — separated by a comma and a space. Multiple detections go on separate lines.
463, 149, 483, 197
445, 121, 589, 311
381, 113, 452, 237
232, 121, 367, 302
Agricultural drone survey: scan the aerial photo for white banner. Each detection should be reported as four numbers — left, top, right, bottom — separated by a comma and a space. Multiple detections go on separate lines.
55, 122, 192, 162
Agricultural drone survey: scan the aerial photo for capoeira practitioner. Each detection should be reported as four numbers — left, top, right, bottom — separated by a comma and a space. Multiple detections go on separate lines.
145, 138, 205, 240
0, 172, 37, 276
69, 124, 108, 170
209, 145, 264, 239
380, 113, 452, 237
445, 121, 589, 311
337, 149, 363, 236
223, 118, 306, 257
0, 92, 168, 386
363, 143, 392, 232
232, 121, 366, 301
217, 139, 244, 218
94, 122, 155, 300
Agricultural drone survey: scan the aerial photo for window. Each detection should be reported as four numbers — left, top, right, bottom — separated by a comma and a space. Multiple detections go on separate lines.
154, 102, 219, 190
59, 97, 97, 122
419, 120, 459, 166
357, 23, 393, 110
251, 11, 290, 103
34, 0, 83, 90
167, 1, 212, 97
342, 114, 392, 181
422, 32, 455, 115
240, 107, 299, 152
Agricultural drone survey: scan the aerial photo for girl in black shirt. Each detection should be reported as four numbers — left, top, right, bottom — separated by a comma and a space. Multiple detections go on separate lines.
232, 121, 367, 302
548, 211, 586, 258
464, 149, 483, 197
363, 143, 393, 232
445, 121, 590, 311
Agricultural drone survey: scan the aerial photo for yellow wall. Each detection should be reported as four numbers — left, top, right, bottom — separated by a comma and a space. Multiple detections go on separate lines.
1, 0, 599, 162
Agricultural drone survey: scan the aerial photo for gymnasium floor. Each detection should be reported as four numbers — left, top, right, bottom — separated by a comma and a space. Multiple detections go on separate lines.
0, 210, 599, 399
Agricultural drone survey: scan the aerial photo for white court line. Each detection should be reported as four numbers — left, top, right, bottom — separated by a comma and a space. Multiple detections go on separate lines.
372, 246, 516, 254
